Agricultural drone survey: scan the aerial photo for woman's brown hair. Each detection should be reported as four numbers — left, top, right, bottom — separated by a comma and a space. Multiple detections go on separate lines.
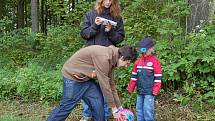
94, 0, 121, 18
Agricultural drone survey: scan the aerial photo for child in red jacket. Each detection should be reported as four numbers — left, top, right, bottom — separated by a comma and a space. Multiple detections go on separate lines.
127, 37, 162, 121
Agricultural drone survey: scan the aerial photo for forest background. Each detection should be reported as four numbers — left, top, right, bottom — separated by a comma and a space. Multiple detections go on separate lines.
0, 0, 215, 121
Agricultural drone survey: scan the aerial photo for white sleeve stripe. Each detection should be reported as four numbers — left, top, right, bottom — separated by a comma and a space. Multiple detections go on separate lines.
143, 66, 154, 70
131, 78, 137, 81
137, 66, 154, 70
154, 74, 162, 76
132, 72, 137, 75
154, 80, 161, 82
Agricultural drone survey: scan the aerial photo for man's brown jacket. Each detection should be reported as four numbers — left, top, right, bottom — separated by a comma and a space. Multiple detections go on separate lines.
62, 45, 121, 108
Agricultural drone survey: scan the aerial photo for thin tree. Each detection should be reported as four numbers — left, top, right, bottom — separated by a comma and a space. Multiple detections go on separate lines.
31, 0, 39, 32
24, 0, 28, 27
41, 0, 45, 33
72, 0, 75, 10
59, 0, 65, 24
31, 0, 39, 50
0, 0, 3, 18
17, 0, 25, 29
44, 1, 48, 35
208, 0, 215, 23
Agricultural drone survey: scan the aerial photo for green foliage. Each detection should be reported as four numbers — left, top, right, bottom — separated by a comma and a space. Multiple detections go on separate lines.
47, 0, 93, 26
0, 17, 14, 34
120, 0, 215, 106
120, 0, 133, 10
0, 69, 17, 100
15, 63, 62, 101
122, 0, 188, 45
33, 25, 83, 69
0, 25, 83, 102
0, 63, 62, 102
173, 93, 189, 106
0, 1, 214, 113
0, 28, 40, 67
123, 0, 159, 44
196, 109, 215, 121
157, 24, 215, 105
0, 0, 16, 32
157, 0, 189, 37
66, 1, 93, 26
114, 64, 137, 108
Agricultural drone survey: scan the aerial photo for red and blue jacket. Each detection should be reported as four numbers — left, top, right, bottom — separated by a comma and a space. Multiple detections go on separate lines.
127, 54, 162, 95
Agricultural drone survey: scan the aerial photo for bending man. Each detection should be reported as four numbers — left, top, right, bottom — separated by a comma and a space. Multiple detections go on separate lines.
46, 45, 137, 121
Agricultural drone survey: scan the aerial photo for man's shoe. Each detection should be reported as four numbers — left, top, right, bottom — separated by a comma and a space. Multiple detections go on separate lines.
80, 116, 92, 121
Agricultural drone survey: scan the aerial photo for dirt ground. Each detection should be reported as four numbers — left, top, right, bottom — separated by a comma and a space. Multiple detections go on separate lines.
0, 94, 215, 121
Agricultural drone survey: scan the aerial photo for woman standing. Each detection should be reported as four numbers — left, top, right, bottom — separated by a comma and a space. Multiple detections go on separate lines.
80, 0, 124, 47
80, 0, 125, 121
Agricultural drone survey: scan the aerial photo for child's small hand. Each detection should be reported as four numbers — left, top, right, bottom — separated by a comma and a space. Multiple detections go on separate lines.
126, 86, 132, 94
127, 80, 136, 93
152, 90, 159, 96
153, 83, 161, 95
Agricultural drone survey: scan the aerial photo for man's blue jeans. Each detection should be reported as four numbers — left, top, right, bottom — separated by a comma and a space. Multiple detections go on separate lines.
46, 77, 105, 121
136, 94, 155, 121
82, 98, 110, 120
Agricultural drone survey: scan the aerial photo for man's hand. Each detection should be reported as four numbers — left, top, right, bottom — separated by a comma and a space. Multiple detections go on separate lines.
91, 70, 96, 78
112, 107, 124, 121
113, 111, 124, 121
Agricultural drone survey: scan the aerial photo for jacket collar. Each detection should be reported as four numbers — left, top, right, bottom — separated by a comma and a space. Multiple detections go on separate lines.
141, 54, 152, 59
102, 8, 111, 15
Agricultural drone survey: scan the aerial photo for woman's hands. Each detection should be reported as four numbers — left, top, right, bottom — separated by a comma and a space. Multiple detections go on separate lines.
95, 17, 103, 25
95, 17, 112, 32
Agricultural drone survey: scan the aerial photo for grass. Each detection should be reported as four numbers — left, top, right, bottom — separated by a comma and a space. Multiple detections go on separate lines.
0, 94, 215, 121
0, 100, 82, 121
0, 100, 49, 121
0, 115, 36, 121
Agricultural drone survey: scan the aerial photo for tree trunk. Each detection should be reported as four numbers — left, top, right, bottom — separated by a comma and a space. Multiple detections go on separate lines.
31, 0, 39, 32
31, 0, 39, 50
25, 0, 28, 27
17, 0, 25, 29
48, 10, 52, 25
44, 1, 48, 35
72, 0, 75, 9
59, 0, 65, 24
209, 0, 215, 23
0, 0, 3, 18
186, 0, 210, 33
41, 0, 45, 33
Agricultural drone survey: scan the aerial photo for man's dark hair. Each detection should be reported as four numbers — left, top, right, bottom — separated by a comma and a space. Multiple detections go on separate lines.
118, 46, 137, 62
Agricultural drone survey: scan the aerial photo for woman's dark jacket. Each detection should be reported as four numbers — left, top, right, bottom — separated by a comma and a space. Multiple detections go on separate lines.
80, 9, 125, 47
